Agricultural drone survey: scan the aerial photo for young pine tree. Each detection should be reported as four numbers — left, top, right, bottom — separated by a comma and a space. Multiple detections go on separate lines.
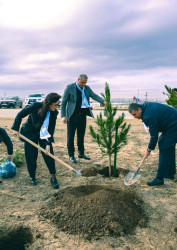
89, 83, 131, 177
163, 85, 177, 109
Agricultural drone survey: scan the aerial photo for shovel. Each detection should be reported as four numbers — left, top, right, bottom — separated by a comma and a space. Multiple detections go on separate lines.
124, 156, 146, 186
19, 133, 82, 176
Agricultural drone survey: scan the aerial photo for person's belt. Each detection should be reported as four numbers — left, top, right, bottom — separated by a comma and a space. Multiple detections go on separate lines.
73, 111, 85, 116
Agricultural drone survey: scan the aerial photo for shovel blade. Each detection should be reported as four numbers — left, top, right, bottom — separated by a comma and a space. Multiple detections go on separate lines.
124, 172, 141, 186
72, 169, 82, 176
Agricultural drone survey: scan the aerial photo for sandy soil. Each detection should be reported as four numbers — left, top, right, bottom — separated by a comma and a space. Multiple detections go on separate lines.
0, 115, 177, 250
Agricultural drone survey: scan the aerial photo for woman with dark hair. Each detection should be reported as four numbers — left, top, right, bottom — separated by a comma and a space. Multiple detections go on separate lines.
11, 93, 61, 189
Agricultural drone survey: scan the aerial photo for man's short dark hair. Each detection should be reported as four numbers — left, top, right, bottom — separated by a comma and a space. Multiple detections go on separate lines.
128, 103, 141, 113
173, 88, 177, 92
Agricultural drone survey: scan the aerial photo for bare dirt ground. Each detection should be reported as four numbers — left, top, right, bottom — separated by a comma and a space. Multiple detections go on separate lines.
0, 115, 177, 250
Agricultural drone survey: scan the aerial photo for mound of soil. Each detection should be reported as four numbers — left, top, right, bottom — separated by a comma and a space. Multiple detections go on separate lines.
40, 185, 147, 240
98, 166, 129, 177
81, 166, 129, 177
0, 225, 34, 250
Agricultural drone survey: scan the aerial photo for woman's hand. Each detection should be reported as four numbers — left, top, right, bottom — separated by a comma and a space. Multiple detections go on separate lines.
45, 145, 50, 155
12, 130, 19, 137
144, 149, 150, 158
7, 155, 12, 161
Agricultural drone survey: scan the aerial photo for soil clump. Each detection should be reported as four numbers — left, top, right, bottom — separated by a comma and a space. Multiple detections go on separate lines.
40, 185, 147, 240
81, 166, 129, 177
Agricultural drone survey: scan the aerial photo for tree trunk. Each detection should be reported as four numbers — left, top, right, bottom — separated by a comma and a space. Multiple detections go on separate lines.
114, 125, 119, 177
109, 155, 111, 177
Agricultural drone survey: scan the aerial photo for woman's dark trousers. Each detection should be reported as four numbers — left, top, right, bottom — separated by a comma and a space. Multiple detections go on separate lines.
67, 113, 86, 157
24, 138, 56, 179
157, 145, 176, 179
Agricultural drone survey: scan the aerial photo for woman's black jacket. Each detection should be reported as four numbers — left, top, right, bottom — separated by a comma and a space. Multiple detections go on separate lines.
11, 103, 58, 145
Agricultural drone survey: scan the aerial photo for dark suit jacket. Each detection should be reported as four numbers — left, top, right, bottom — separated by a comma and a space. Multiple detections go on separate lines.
11, 103, 58, 145
61, 82, 104, 120
141, 102, 177, 150
0, 128, 13, 155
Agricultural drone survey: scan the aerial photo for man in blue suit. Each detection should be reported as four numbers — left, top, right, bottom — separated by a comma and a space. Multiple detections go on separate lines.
129, 102, 177, 186
61, 74, 106, 163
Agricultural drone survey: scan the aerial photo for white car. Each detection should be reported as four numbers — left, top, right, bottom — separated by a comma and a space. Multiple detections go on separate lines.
25, 94, 45, 107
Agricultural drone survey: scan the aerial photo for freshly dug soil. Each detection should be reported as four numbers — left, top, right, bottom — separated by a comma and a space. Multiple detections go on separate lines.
98, 166, 130, 177
1, 118, 177, 249
39, 185, 147, 240
81, 167, 98, 176
81, 166, 129, 177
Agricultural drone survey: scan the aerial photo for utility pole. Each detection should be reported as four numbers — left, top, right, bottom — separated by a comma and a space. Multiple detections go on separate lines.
145, 92, 148, 101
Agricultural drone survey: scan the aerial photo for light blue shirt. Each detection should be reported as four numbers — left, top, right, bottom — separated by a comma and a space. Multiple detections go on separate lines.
76, 82, 90, 108
40, 111, 51, 140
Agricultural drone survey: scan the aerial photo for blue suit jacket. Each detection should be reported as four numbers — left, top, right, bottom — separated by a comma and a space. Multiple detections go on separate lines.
141, 102, 177, 150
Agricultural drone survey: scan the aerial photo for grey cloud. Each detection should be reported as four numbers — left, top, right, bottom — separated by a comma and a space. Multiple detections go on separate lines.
0, 0, 177, 98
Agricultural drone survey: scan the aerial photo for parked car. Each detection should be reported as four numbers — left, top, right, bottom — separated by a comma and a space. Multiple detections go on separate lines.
0, 96, 23, 108
24, 93, 45, 107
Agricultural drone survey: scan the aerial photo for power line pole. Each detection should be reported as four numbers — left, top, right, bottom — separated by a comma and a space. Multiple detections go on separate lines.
145, 92, 148, 101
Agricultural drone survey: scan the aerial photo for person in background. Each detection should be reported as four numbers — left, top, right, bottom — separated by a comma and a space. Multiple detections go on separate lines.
61, 74, 106, 163
129, 102, 177, 186
0, 127, 13, 161
11, 93, 61, 189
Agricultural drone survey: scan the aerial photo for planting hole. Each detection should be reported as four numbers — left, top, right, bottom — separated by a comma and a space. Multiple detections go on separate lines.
0, 225, 34, 250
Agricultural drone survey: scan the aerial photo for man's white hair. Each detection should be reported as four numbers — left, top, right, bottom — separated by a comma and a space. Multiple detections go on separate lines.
78, 74, 88, 80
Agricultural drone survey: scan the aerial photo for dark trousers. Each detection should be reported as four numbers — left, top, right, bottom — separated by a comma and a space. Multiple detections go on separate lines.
67, 113, 86, 157
24, 138, 56, 179
157, 145, 176, 179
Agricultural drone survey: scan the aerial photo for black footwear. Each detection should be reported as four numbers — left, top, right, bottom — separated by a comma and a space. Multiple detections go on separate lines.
168, 175, 174, 180
78, 154, 91, 160
50, 177, 59, 189
147, 178, 164, 186
30, 178, 37, 186
69, 156, 77, 163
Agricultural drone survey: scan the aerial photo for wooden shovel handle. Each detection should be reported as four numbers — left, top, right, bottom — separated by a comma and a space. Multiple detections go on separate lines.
138, 155, 146, 168
135, 155, 146, 174
19, 133, 74, 171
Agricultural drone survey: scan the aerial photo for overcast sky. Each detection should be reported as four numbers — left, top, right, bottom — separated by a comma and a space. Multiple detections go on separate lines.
0, 0, 177, 100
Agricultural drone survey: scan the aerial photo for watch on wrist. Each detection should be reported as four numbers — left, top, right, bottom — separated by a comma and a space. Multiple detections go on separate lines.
147, 148, 151, 152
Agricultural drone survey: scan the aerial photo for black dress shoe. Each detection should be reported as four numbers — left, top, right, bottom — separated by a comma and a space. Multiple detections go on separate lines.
69, 156, 77, 163
168, 175, 174, 180
147, 178, 164, 186
78, 154, 91, 160
30, 178, 37, 186
50, 177, 59, 189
